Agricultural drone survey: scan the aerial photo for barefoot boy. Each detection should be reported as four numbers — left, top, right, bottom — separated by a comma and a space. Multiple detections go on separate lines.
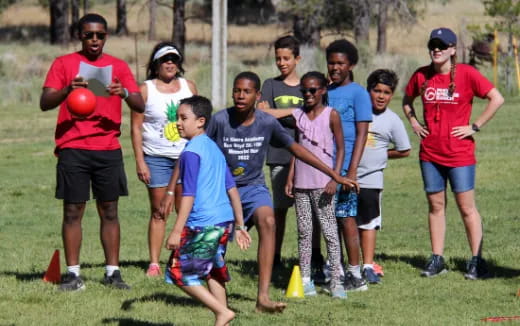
206, 71, 358, 312
164, 95, 252, 326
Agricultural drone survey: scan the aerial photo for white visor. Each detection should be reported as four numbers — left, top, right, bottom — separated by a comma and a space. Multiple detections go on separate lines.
153, 46, 182, 61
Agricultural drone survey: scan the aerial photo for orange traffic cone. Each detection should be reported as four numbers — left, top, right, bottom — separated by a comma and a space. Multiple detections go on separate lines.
43, 249, 61, 284
517, 289, 520, 297
286, 265, 304, 298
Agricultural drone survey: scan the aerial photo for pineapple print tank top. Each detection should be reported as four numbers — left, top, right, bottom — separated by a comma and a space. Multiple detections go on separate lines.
142, 78, 193, 159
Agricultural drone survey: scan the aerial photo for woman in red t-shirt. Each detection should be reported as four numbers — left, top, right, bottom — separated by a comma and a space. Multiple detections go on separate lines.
403, 28, 504, 280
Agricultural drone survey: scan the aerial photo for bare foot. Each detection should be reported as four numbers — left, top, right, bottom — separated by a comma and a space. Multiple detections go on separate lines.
255, 300, 287, 313
215, 309, 235, 326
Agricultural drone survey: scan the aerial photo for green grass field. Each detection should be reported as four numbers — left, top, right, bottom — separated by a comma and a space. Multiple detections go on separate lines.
1, 92, 519, 325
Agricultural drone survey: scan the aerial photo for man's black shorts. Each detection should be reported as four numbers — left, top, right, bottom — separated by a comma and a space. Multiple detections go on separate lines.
56, 148, 128, 202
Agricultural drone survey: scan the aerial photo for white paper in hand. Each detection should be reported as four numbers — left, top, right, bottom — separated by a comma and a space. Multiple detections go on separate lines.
79, 62, 112, 97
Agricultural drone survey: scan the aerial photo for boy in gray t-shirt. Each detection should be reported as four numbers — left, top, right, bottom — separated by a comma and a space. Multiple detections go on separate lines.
258, 36, 304, 268
357, 69, 411, 284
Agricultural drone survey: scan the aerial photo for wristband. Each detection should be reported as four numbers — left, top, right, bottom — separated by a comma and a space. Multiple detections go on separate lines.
121, 88, 129, 99
471, 123, 480, 132
166, 191, 174, 196
235, 225, 245, 231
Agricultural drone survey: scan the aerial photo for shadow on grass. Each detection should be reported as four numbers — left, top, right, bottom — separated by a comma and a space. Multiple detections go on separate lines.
1, 271, 43, 282
376, 253, 520, 279
226, 257, 299, 290
101, 317, 174, 326
121, 292, 199, 311
82, 260, 149, 272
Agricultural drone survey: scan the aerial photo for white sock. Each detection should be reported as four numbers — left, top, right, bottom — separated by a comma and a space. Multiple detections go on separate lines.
363, 263, 374, 270
67, 265, 80, 277
302, 276, 311, 284
105, 265, 119, 277
348, 264, 362, 278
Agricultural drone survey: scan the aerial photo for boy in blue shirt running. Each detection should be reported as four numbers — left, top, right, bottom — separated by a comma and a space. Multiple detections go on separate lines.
163, 95, 251, 326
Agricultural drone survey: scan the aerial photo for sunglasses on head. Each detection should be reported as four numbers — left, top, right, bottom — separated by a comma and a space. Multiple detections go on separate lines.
428, 40, 450, 51
82, 31, 107, 40
158, 54, 180, 64
300, 87, 320, 95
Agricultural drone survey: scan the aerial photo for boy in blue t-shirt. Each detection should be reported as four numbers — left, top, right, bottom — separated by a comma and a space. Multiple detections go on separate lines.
163, 95, 251, 326
326, 39, 372, 292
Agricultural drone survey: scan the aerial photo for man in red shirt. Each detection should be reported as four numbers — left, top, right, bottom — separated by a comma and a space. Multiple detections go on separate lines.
40, 13, 144, 291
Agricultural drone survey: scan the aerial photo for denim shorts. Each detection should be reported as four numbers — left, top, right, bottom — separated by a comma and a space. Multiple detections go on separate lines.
420, 161, 475, 193
144, 155, 177, 188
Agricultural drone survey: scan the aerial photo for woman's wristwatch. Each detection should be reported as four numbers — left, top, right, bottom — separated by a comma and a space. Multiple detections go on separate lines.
471, 123, 480, 132
235, 225, 245, 231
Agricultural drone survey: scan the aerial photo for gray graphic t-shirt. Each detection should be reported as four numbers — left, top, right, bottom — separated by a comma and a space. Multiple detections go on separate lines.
207, 108, 295, 187
357, 108, 411, 189
260, 78, 303, 165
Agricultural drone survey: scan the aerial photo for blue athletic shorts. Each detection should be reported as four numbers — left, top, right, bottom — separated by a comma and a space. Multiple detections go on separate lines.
144, 155, 177, 188
420, 161, 475, 193
237, 184, 273, 223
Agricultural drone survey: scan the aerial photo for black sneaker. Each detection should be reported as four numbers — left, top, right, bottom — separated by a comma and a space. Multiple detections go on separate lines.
311, 265, 327, 285
311, 253, 327, 285
103, 270, 131, 290
421, 254, 448, 277
344, 271, 368, 292
59, 272, 85, 291
363, 267, 381, 284
464, 256, 489, 280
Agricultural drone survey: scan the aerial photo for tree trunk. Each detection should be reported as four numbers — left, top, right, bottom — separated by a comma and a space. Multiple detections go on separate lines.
70, 0, 79, 38
83, 0, 88, 14
376, 0, 387, 53
116, 0, 129, 36
148, 0, 157, 41
173, 0, 186, 54
292, 14, 320, 47
353, 0, 370, 44
50, 0, 70, 45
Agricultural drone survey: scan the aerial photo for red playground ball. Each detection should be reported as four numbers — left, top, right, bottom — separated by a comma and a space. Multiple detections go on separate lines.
67, 88, 96, 117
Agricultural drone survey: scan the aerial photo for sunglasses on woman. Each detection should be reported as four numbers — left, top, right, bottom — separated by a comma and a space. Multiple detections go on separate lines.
158, 54, 180, 64
428, 40, 450, 51
82, 32, 107, 40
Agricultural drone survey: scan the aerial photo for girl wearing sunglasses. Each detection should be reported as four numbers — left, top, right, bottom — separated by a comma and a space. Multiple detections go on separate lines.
285, 71, 346, 298
131, 42, 198, 277
403, 28, 504, 280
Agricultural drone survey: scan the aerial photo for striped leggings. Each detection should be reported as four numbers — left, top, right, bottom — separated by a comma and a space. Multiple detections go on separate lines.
295, 188, 342, 288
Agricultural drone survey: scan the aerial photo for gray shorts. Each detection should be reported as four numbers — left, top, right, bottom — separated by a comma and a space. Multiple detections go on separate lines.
269, 164, 294, 209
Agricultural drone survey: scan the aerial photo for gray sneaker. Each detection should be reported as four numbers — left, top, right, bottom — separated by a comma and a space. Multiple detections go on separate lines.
59, 272, 85, 292
102, 270, 130, 290
421, 254, 448, 277
344, 272, 368, 292
303, 280, 317, 296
